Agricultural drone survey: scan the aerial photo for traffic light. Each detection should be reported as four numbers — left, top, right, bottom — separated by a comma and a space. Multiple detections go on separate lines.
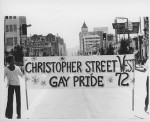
103, 33, 106, 40
22, 24, 27, 35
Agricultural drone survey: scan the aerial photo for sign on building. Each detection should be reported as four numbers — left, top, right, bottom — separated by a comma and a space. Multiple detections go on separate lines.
125, 21, 133, 31
24, 55, 135, 89
112, 22, 139, 34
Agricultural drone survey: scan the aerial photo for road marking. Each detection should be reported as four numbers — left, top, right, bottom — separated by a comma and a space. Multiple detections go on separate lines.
22, 89, 48, 119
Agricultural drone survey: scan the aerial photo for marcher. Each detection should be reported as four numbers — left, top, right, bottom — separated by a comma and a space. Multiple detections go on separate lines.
143, 58, 149, 114
4, 55, 24, 119
135, 58, 149, 115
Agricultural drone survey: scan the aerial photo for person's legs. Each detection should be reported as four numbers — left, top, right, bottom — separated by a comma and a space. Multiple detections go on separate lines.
15, 86, 21, 118
5, 85, 14, 119
145, 76, 149, 112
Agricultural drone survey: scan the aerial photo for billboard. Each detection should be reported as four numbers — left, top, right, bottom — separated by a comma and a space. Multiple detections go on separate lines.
24, 55, 135, 89
112, 22, 139, 34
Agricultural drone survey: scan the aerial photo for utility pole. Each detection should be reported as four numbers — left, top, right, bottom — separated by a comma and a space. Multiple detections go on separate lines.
114, 19, 118, 43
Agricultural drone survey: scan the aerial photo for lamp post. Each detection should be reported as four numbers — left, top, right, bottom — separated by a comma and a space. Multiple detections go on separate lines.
18, 24, 31, 46
20, 24, 31, 56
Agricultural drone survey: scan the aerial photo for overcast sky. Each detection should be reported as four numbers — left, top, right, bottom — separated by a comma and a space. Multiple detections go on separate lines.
0, 0, 149, 48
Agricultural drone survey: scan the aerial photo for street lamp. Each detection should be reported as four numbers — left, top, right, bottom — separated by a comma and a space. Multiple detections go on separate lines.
19, 24, 32, 56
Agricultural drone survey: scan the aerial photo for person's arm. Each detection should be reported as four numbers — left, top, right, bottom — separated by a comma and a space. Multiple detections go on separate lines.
17, 66, 24, 77
4, 67, 9, 87
135, 67, 146, 72
4, 67, 7, 81
136, 59, 149, 72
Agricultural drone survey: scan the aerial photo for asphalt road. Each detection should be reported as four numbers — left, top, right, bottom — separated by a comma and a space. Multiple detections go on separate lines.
22, 70, 149, 119
1, 70, 149, 119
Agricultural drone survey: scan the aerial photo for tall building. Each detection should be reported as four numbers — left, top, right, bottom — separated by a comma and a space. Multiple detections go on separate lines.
57, 36, 67, 56
4, 16, 27, 51
79, 22, 105, 55
46, 33, 59, 56
93, 27, 109, 33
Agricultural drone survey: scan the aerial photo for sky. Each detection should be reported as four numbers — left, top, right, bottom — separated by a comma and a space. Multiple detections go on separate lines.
0, 0, 150, 49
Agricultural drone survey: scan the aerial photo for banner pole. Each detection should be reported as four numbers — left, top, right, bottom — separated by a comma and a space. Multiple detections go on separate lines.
25, 78, 29, 110
132, 87, 134, 111
132, 56, 136, 111
24, 57, 29, 110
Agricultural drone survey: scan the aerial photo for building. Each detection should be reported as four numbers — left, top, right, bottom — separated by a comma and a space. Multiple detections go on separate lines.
93, 27, 109, 33
105, 33, 116, 48
28, 34, 51, 57
79, 22, 101, 55
79, 22, 114, 55
57, 36, 67, 56
46, 33, 59, 56
112, 42, 120, 54
4, 16, 27, 51
27, 33, 67, 57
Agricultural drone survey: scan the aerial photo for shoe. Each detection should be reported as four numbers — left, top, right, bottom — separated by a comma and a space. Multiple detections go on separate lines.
17, 116, 21, 119
144, 106, 148, 112
6, 116, 12, 119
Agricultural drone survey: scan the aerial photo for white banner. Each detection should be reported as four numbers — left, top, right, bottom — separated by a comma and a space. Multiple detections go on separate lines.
24, 55, 135, 89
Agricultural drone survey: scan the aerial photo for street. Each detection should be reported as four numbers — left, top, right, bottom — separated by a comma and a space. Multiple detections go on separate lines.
23, 70, 149, 119
0, 69, 149, 119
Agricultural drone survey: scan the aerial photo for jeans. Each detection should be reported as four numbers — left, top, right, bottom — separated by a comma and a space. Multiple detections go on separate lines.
5, 85, 21, 118
145, 76, 149, 111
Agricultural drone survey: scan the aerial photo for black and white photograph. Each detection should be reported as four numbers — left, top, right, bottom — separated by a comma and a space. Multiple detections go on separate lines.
0, 0, 149, 121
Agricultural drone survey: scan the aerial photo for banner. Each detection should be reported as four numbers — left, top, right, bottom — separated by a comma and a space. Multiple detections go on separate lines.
24, 55, 135, 89
112, 22, 139, 34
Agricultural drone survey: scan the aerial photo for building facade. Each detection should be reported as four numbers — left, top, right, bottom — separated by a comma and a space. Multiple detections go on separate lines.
79, 22, 101, 55
28, 34, 51, 57
4, 16, 27, 51
93, 27, 109, 33
79, 22, 115, 55
57, 36, 67, 56
27, 33, 66, 57
46, 33, 59, 56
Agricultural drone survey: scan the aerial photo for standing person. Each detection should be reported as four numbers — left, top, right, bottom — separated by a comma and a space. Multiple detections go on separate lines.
144, 58, 149, 114
4, 55, 24, 119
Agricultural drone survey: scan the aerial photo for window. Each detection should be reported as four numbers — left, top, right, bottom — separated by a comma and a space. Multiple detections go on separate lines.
9, 16, 12, 19
10, 25, 13, 32
13, 16, 16, 19
6, 25, 9, 32
5, 16, 8, 19
14, 37, 17, 45
7, 38, 13, 46
13, 25, 17, 32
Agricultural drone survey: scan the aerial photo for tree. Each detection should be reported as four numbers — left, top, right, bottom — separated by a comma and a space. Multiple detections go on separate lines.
10, 44, 24, 63
100, 47, 105, 55
118, 38, 130, 54
43, 52, 47, 56
105, 44, 114, 55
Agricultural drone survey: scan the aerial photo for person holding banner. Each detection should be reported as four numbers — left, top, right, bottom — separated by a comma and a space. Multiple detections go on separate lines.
144, 58, 149, 114
4, 55, 24, 119
136, 58, 149, 114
